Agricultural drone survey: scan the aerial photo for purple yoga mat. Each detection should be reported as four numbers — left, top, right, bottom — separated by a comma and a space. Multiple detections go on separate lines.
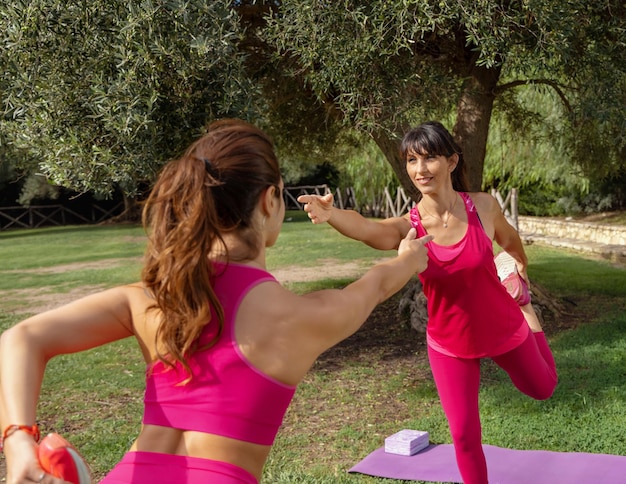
349, 444, 626, 483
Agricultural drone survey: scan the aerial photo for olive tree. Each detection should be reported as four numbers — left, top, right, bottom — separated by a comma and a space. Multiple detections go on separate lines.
0, 0, 259, 207
257, 0, 626, 198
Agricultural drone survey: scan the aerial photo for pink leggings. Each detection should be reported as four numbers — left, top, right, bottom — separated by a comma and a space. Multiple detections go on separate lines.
99, 451, 258, 483
428, 332, 557, 484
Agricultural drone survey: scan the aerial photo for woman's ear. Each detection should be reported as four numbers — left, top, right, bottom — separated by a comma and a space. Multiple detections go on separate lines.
260, 185, 278, 217
448, 153, 459, 172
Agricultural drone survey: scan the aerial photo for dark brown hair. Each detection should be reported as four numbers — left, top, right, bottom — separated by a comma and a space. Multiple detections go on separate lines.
141, 119, 281, 375
401, 121, 469, 192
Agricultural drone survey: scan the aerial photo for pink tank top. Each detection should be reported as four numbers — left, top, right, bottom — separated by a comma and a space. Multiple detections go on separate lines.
410, 192, 528, 358
143, 262, 296, 446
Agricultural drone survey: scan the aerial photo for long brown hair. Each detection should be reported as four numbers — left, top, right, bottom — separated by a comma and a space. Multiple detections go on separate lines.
400, 121, 470, 192
141, 119, 281, 375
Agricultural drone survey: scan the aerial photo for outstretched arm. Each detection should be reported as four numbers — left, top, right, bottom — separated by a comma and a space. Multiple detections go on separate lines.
244, 228, 433, 386
297, 193, 411, 250
299, 228, 432, 349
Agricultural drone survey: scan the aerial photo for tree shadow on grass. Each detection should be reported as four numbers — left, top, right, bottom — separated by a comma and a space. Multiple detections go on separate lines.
312, 293, 429, 372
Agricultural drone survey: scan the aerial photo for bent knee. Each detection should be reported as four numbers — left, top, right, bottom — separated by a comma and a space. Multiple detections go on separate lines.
529, 378, 558, 400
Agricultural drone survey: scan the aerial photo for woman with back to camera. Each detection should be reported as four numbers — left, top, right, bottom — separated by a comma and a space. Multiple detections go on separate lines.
298, 121, 558, 484
0, 119, 432, 484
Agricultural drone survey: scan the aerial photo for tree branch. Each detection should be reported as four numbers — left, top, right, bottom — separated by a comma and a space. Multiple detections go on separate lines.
494, 78, 572, 112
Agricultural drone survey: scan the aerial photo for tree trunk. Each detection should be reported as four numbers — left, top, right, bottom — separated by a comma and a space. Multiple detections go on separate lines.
371, 128, 421, 202
372, 64, 502, 199
453, 64, 502, 191
107, 194, 141, 223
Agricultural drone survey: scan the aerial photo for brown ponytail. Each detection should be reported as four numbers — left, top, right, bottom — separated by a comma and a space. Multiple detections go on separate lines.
141, 119, 281, 377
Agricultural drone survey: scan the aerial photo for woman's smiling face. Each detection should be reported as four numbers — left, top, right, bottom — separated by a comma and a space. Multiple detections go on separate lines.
406, 151, 456, 195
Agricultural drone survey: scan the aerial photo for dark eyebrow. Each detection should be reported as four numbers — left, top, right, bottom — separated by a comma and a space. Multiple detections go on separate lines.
407, 150, 430, 157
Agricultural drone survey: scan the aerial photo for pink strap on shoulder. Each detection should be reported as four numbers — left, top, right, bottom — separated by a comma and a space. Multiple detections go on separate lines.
460, 192, 476, 212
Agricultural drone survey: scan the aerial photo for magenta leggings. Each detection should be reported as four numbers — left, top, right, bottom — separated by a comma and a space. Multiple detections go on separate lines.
99, 451, 258, 483
428, 332, 557, 484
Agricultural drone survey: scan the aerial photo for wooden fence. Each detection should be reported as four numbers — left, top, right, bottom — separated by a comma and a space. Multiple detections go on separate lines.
491, 187, 519, 230
0, 203, 124, 231
1, 187, 517, 231
283, 185, 359, 212
286, 185, 519, 225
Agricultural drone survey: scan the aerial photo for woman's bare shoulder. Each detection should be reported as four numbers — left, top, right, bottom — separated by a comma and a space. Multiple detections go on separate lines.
467, 191, 499, 212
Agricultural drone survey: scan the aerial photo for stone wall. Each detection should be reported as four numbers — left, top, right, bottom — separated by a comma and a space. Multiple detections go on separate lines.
519, 216, 626, 245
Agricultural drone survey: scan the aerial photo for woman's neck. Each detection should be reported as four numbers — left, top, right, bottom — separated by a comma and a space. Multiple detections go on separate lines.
209, 234, 266, 270
420, 190, 458, 217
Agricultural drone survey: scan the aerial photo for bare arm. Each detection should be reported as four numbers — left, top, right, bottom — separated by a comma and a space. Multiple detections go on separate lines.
0, 286, 137, 483
472, 192, 529, 282
303, 230, 431, 343
243, 230, 432, 386
496, 221, 529, 283
297, 193, 411, 250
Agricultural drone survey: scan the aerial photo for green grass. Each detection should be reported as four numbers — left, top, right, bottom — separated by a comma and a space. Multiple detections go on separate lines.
0, 224, 146, 269
0, 224, 146, 292
0, 216, 625, 482
481, 314, 626, 452
527, 245, 626, 297
269, 211, 396, 269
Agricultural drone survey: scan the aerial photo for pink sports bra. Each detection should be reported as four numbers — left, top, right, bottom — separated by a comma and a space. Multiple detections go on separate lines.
143, 262, 296, 446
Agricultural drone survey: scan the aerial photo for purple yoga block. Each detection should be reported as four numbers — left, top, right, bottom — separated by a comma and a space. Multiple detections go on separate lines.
384, 429, 430, 456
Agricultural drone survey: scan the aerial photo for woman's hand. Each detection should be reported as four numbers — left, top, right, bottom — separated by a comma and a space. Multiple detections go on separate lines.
3, 432, 66, 484
516, 263, 530, 286
297, 193, 334, 224
398, 228, 433, 274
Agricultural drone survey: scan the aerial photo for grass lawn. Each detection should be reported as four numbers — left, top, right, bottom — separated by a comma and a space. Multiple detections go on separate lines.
0, 212, 625, 483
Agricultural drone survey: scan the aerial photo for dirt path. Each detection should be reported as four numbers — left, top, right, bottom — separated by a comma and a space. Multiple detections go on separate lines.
269, 258, 390, 285
3, 259, 389, 315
